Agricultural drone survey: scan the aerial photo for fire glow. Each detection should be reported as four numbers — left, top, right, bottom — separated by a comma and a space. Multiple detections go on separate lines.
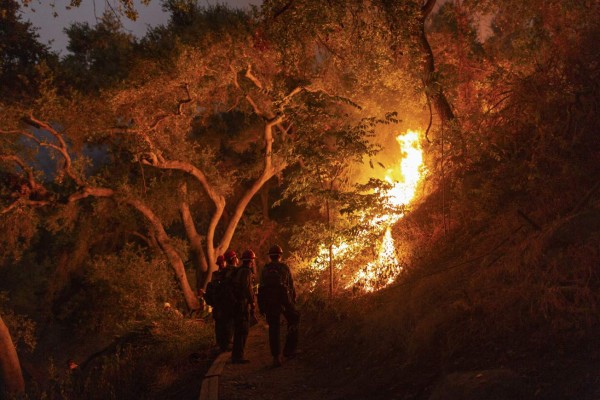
310, 129, 426, 293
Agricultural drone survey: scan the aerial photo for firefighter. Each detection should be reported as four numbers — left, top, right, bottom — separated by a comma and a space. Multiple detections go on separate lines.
205, 252, 236, 352
258, 245, 300, 367
231, 249, 257, 364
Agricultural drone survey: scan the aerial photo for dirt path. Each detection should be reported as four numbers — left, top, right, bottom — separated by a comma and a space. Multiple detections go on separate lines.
218, 318, 344, 400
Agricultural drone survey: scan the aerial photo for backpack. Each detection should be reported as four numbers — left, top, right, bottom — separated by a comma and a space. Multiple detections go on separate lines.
263, 263, 285, 287
258, 263, 289, 312
206, 268, 238, 311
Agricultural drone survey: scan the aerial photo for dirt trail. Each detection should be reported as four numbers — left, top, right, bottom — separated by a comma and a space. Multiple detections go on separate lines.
218, 318, 343, 400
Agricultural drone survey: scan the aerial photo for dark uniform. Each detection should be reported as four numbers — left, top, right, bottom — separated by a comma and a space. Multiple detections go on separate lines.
208, 265, 236, 352
259, 256, 300, 363
231, 261, 256, 363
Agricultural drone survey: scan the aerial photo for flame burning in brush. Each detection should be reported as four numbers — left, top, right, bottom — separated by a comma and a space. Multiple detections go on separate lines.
309, 129, 426, 293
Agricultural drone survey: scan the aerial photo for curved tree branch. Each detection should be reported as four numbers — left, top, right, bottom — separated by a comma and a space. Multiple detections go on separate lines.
0, 155, 46, 194
179, 182, 209, 292
422, 0, 437, 18
21, 116, 85, 186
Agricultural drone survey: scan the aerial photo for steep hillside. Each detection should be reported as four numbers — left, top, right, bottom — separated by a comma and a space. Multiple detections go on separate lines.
300, 192, 600, 400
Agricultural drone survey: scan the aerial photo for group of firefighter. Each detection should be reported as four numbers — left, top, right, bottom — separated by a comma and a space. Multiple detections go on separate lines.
203, 245, 300, 367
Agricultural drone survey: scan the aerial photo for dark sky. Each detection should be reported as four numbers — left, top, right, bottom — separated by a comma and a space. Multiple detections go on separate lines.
22, 0, 262, 54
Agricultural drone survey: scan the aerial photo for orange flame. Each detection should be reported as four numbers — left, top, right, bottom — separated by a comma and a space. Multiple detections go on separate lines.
348, 129, 425, 291
307, 129, 426, 293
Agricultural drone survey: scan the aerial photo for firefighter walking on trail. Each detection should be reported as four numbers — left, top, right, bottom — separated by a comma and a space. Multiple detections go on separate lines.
231, 249, 257, 364
204, 253, 236, 352
258, 245, 300, 367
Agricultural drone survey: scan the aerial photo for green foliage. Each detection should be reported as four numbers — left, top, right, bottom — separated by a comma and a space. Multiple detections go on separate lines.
0, 0, 56, 100
0, 292, 36, 353
30, 317, 213, 400
61, 12, 136, 92
55, 246, 181, 335
0, 206, 39, 263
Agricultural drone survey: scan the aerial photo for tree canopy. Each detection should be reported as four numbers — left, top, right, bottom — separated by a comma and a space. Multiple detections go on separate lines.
1, 0, 599, 396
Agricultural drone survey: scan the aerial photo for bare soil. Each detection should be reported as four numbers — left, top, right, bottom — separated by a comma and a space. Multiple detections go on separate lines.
219, 318, 351, 400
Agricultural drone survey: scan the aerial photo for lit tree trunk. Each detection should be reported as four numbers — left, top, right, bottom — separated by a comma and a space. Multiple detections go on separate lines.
179, 183, 209, 294
213, 116, 286, 258
417, 2, 456, 124
380, 0, 455, 125
0, 315, 24, 395
260, 183, 271, 222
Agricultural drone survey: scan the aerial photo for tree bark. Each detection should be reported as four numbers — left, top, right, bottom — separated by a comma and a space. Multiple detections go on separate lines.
179, 183, 209, 294
379, 0, 455, 125
0, 315, 25, 394
417, 17, 455, 123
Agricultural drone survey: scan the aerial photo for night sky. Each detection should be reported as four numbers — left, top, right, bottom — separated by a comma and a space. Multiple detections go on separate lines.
21, 0, 262, 54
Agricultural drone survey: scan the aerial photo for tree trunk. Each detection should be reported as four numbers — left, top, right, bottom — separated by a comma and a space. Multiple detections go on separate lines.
417, 14, 456, 124
260, 183, 271, 222
179, 183, 209, 294
0, 315, 25, 395
126, 198, 200, 311
381, 0, 456, 125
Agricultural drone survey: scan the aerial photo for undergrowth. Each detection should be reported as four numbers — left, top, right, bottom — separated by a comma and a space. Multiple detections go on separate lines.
23, 315, 214, 400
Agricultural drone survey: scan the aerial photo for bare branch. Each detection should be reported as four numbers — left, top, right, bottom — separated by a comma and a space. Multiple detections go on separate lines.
245, 94, 263, 116
21, 115, 84, 186
424, 95, 433, 143
149, 83, 193, 130
1, 199, 51, 215
273, 0, 295, 19
245, 64, 264, 90
230, 64, 241, 89
0, 155, 46, 194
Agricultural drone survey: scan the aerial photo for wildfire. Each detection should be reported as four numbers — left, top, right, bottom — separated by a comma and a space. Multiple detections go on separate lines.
349, 227, 400, 292
347, 129, 425, 291
307, 129, 426, 293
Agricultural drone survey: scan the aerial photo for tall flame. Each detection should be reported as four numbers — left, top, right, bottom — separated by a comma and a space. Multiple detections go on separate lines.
348, 129, 425, 291
307, 129, 426, 293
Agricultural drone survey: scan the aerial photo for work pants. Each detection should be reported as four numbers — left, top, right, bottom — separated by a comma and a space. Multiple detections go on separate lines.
266, 303, 300, 358
214, 310, 234, 351
232, 307, 250, 361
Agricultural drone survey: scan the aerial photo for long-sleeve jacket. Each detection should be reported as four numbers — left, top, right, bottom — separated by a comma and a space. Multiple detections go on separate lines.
235, 265, 256, 310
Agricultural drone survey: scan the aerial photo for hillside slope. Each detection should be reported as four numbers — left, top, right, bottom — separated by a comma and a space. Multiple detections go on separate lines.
300, 194, 600, 400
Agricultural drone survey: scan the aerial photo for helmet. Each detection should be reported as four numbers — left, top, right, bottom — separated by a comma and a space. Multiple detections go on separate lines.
242, 249, 256, 260
224, 249, 237, 262
216, 255, 225, 266
268, 245, 283, 255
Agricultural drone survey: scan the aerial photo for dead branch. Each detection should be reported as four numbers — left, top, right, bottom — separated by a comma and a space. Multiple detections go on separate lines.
149, 83, 193, 130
